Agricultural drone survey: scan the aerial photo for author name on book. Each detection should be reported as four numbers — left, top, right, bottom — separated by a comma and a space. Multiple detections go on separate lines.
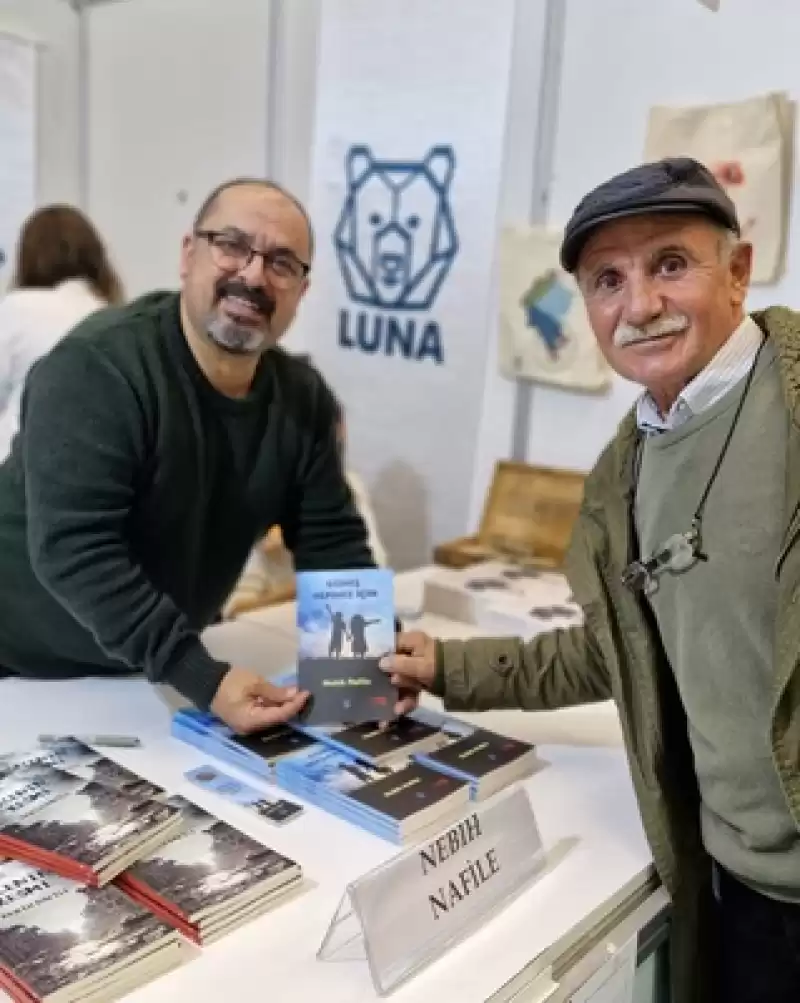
321, 677, 372, 687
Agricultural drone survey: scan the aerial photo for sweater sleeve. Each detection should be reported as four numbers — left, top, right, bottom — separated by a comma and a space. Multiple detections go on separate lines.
20, 341, 228, 709
282, 385, 375, 572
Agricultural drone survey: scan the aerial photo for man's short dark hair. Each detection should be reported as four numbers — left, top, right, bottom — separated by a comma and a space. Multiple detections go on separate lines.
193, 177, 315, 259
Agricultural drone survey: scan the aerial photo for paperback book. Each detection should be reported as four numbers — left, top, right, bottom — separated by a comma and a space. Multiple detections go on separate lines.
274, 743, 470, 845
414, 728, 540, 800
116, 796, 303, 945
296, 568, 396, 724
292, 716, 452, 767
0, 739, 164, 802
0, 738, 99, 778
0, 766, 182, 887
171, 711, 315, 782
0, 858, 185, 1003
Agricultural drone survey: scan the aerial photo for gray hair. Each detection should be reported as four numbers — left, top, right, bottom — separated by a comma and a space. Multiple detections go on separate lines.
717, 226, 741, 263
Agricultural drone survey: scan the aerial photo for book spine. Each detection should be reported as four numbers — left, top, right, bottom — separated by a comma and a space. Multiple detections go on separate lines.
0, 836, 98, 886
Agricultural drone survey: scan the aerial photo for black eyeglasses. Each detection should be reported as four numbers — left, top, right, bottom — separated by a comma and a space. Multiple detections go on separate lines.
621, 526, 706, 596
195, 229, 310, 288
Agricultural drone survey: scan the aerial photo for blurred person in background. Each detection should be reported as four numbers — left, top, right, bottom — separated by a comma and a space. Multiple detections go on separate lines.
0, 204, 123, 458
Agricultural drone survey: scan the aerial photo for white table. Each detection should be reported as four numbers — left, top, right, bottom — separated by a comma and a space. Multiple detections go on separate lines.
0, 674, 656, 1003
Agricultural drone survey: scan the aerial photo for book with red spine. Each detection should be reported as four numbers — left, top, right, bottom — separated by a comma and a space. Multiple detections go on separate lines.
0, 766, 182, 887
0, 858, 187, 1003
115, 796, 304, 944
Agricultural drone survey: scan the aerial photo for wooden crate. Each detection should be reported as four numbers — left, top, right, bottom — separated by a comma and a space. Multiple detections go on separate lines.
433, 460, 585, 570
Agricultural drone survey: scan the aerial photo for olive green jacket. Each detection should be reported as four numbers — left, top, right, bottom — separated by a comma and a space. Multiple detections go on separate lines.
434, 307, 800, 1003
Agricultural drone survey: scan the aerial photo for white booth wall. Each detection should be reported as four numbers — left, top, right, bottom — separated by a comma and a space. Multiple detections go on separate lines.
0, 0, 81, 205
472, 0, 800, 527
2, 0, 799, 561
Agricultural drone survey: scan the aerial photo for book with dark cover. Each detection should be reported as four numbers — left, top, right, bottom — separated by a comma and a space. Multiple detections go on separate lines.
171, 711, 316, 782
116, 796, 302, 944
415, 729, 539, 800
422, 730, 534, 775
275, 743, 469, 843
344, 761, 467, 822
296, 568, 396, 724
230, 725, 315, 763
0, 767, 182, 887
313, 718, 447, 766
0, 859, 184, 1003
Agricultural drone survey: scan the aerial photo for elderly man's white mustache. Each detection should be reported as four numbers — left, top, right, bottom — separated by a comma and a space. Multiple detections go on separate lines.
613, 314, 690, 348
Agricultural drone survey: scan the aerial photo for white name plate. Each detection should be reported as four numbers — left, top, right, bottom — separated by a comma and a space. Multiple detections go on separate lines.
318, 786, 547, 995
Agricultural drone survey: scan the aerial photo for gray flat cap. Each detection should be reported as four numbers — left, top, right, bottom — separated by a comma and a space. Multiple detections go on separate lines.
560, 156, 740, 273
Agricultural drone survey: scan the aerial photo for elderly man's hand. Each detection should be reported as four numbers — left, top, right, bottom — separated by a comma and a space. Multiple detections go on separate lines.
380, 630, 437, 716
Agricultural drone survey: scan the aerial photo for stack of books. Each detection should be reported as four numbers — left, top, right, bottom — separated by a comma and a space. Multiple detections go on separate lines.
172, 704, 541, 832
292, 716, 451, 766
413, 727, 540, 801
298, 711, 540, 802
0, 764, 182, 886
0, 856, 186, 1003
274, 743, 470, 845
172, 711, 315, 781
117, 796, 303, 945
0, 737, 308, 1001
0, 858, 185, 1003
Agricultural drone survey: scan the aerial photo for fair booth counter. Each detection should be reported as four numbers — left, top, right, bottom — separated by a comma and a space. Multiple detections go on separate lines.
0, 564, 670, 1002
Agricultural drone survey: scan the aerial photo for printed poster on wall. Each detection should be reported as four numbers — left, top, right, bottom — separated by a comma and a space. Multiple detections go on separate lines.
0, 34, 37, 294
300, 0, 516, 568
644, 91, 795, 285
498, 225, 611, 393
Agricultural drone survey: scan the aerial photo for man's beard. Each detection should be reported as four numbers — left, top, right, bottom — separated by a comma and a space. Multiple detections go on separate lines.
205, 316, 268, 355
204, 279, 276, 356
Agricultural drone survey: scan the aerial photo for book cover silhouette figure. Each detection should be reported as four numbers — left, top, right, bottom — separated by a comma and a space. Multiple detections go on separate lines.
348, 614, 380, 658
326, 606, 349, 659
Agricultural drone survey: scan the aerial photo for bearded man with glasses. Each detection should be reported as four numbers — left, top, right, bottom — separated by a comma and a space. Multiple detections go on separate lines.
0, 178, 378, 735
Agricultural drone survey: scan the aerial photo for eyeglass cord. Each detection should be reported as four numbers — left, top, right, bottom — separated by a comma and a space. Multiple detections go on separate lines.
632, 333, 767, 565
686, 335, 766, 560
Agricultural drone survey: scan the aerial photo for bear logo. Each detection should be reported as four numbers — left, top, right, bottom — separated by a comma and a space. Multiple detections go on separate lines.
334, 145, 459, 311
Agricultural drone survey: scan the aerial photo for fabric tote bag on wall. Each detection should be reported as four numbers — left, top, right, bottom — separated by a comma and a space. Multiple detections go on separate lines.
498, 225, 611, 393
644, 92, 795, 285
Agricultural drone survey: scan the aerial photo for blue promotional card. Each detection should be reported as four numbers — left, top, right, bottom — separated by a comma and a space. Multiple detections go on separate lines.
184, 765, 304, 825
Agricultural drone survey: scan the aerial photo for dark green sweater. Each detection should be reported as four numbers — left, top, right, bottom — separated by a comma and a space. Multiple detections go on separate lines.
0, 292, 373, 708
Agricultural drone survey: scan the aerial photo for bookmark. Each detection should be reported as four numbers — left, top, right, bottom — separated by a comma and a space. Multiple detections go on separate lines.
184, 765, 304, 825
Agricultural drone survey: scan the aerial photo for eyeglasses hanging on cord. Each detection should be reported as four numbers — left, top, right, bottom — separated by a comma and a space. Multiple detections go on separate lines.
622, 337, 766, 595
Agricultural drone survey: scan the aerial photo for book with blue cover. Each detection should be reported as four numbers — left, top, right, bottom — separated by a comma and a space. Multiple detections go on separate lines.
274, 743, 469, 845
171, 711, 315, 781
296, 568, 397, 725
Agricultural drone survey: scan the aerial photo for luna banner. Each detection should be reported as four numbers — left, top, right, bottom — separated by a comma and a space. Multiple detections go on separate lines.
300, 0, 515, 567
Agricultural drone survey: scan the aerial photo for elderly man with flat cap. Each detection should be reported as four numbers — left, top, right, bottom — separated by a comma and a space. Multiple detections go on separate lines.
382, 157, 800, 1002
